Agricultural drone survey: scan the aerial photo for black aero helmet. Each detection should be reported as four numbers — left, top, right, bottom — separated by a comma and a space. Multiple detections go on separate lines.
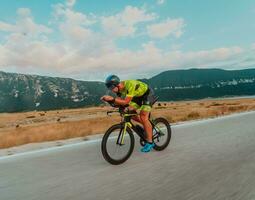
105, 75, 120, 89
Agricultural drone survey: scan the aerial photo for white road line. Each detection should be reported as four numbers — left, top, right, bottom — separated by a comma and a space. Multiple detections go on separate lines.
173, 110, 255, 127
0, 138, 102, 161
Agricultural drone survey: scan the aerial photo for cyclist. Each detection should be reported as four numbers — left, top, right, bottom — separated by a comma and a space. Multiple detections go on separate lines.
101, 75, 156, 153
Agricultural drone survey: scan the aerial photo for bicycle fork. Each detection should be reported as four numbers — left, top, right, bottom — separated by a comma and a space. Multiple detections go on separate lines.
116, 122, 132, 145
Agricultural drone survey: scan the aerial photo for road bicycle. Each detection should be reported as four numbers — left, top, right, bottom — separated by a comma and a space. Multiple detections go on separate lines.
101, 101, 171, 165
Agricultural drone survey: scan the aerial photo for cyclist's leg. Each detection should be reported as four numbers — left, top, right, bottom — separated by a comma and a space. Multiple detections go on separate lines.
140, 88, 155, 143
140, 105, 153, 143
129, 101, 143, 124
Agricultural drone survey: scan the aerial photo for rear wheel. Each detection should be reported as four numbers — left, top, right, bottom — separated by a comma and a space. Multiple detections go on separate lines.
152, 118, 171, 151
101, 124, 135, 165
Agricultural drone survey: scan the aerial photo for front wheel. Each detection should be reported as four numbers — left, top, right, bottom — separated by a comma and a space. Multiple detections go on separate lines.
101, 124, 135, 165
152, 118, 171, 151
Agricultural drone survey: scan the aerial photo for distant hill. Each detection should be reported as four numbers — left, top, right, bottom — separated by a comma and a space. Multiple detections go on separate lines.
143, 68, 255, 101
0, 68, 255, 112
0, 71, 106, 112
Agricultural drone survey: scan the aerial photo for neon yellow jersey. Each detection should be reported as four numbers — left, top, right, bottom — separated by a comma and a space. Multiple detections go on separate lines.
120, 80, 148, 98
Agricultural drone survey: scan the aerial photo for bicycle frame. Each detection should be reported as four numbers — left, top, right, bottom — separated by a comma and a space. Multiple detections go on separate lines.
116, 112, 144, 145
117, 112, 164, 145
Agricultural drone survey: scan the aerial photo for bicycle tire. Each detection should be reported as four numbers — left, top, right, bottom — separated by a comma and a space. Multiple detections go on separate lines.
101, 124, 135, 165
152, 118, 171, 151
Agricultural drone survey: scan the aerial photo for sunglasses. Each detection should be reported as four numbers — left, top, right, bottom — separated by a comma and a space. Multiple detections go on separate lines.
106, 84, 117, 90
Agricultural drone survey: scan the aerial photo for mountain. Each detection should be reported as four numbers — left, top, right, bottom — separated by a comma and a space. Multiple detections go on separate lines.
143, 68, 255, 101
0, 68, 255, 112
0, 71, 106, 112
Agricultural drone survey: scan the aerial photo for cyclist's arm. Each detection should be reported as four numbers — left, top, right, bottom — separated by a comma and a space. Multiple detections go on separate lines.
114, 96, 132, 106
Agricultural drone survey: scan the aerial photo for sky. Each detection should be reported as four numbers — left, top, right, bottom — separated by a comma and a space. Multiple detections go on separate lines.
0, 0, 255, 81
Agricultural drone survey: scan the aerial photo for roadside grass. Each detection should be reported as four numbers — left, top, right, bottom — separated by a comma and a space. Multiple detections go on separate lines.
0, 98, 255, 149
0, 116, 120, 149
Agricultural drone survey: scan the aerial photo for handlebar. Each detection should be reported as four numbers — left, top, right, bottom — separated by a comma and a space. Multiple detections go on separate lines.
106, 101, 136, 116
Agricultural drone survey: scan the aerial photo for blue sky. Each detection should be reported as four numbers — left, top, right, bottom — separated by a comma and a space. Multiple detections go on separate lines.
0, 0, 255, 80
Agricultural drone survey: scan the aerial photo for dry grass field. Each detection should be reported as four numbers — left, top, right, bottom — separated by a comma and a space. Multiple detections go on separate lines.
0, 97, 255, 149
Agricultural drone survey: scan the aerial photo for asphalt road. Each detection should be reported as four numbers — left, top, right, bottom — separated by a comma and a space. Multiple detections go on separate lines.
1, 111, 255, 200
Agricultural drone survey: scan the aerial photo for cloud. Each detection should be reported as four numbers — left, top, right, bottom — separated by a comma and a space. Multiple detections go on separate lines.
252, 43, 255, 50
17, 8, 31, 17
0, 0, 251, 81
164, 47, 244, 68
0, 26, 247, 80
0, 8, 52, 37
226, 46, 255, 69
53, 3, 96, 26
147, 18, 185, 39
66, 0, 76, 7
101, 6, 157, 38
45, 44, 244, 80
52, 2, 97, 46
0, 21, 16, 32
157, 0, 165, 5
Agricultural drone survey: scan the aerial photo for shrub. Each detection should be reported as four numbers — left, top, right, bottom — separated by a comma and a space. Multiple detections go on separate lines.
155, 107, 165, 110
228, 105, 248, 112
210, 102, 223, 106
26, 115, 36, 118
187, 111, 200, 119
